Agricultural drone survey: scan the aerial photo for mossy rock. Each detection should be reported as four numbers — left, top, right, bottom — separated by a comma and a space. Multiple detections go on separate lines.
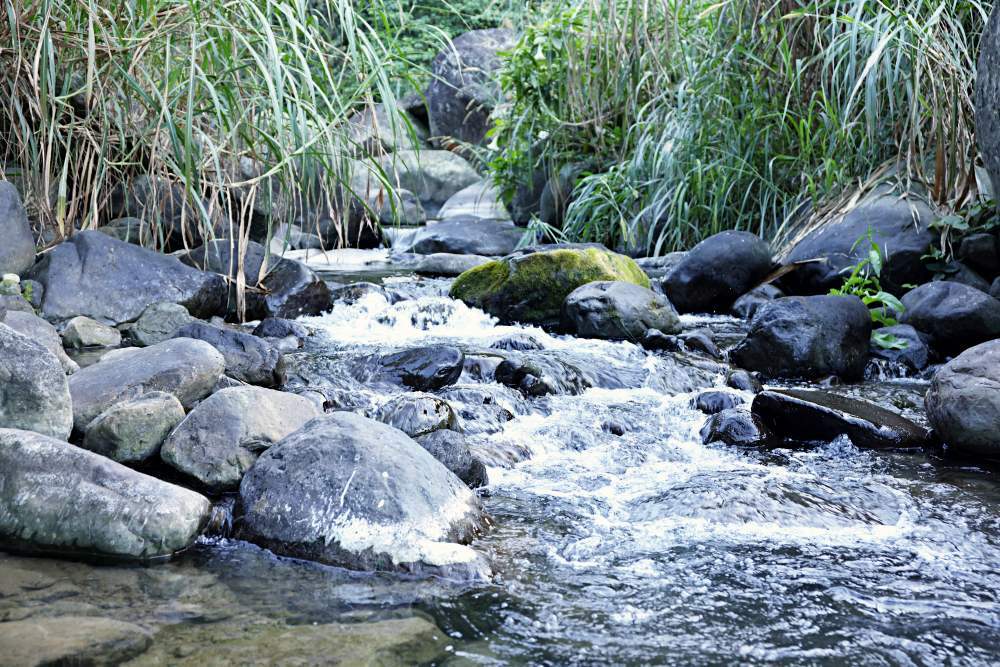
450, 247, 650, 327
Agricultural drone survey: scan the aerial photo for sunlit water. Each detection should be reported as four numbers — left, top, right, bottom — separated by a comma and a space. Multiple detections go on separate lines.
3, 271, 999, 665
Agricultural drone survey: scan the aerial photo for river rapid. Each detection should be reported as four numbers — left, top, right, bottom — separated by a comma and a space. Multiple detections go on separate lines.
2, 267, 999, 665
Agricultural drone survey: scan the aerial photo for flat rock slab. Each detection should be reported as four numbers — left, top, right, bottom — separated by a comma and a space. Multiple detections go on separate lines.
752, 389, 930, 449
0, 428, 211, 560
0, 615, 153, 667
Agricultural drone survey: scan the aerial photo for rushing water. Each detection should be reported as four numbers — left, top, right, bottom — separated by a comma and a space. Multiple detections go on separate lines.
3, 268, 1000, 665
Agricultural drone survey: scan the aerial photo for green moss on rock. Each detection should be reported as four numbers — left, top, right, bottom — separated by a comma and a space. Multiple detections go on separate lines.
450, 247, 650, 326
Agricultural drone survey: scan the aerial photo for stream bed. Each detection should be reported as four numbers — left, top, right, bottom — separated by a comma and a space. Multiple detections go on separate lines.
2, 267, 1000, 665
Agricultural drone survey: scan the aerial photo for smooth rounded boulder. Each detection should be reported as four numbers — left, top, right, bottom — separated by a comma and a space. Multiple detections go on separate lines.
2, 310, 79, 374
562, 281, 681, 341
128, 302, 194, 347
700, 409, 772, 447
27, 230, 226, 325
375, 393, 459, 438
426, 28, 515, 145
925, 340, 1000, 459
237, 412, 488, 577
68, 337, 225, 432
81, 392, 186, 464
0, 182, 36, 276
416, 430, 489, 488
62, 315, 122, 348
161, 386, 320, 491
450, 246, 650, 328
900, 281, 1000, 357
401, 217, 523, 257
174, 321, 285, 387
0, 323, 73, 440
0, 428, 210, 560
660, 231, 773, 313
729, 295, 872, 380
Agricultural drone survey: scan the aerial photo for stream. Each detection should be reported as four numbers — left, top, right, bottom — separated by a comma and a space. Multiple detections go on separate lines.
2, 262, 1000, 665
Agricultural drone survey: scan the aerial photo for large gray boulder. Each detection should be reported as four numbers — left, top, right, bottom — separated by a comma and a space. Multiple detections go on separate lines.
0, 323, 73, 440
0, 182, 35, 276
562, 280, 681, 341
977, 5, 1000, 200
1, 310, 79, 374
925, 340, 1000, 459
237, 412, 487, 577
660, 231, 773, 313
161, 386, 319, 491
81, 392, 186, 464
370, 151, 481, 213
437, 181, 509, 220
729, 295, 872, 380
181, 239, 331, 320
782, 192, 935, 295
26, 230, 226, 325
68, 337, 225, 432
426, 28, 515, 145
900, 281, 1000, 357
401, 217, 523, 257
173, 321, 285, 387
0, 428, 210, 560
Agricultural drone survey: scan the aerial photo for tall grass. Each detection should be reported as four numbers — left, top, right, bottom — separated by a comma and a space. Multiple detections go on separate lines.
489, 0, 991, 256
0, 0, 401, 267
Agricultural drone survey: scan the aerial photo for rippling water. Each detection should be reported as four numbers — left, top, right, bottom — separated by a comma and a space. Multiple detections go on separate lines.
3, 271, 999, 665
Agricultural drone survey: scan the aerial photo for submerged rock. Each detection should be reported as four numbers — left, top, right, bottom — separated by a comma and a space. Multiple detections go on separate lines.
495, 355, 591, 397
562, 280, 681, 341
68, 338, 224, 432
0, 428, 210, 560
161, 386, 320, 491
661, 231, 773, 313
729, 295, 871, 380
752, 389, 929, 449
375, 393, 459, 438
81, 392, 185, 464
451, 246, 649, 328
237, 412, 488, 577
174, 321, 285, 388
925, 339, 1000, 459
0, 182, 36, 276
700, 409, 773, 447
27, 230, 226, 325
0, 616, 153, 667
361, 345, 465, 391
900, 281, 1000, 357
491, 333, 544, 351
0, 323, 73, 440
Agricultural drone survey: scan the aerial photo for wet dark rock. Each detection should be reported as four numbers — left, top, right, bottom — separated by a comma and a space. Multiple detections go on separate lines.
562, 281, 681, 341
900, 281, 1000, 356
925, 339, 1000, 459
869, 324, 932, 372
692, 390, 745, 415
603, 420, 628, 436
437, 385, 519, 435
81, 391, 186, 464
726, 369, 763, 393
992, 276, 1000, 300
2, 310, 78, 374
731, 283, 784, 320
68, 338, 225, 432
0, 181, 35, 276
426, 28, 515, 145
729, 295, 872, 380
450, 246, 650, 328
678, 331, 721, 358
161, 386, 319, 491
27, 231, 227, 325
330, 281, 395, 305
237, 412, 488, 577
128, 302, 195, 347
641, 329, 683, 353
781, 192, 935, 295
0, 616, 153, 667
416, 430, 489, 489
0, 323, 73, 439
495, 356, 590, 397
363, 345, 465, 391
252, 317, 308, 341
660, 231, 773, 313
958, 233, 999, 277
491, 333, 544, 351
700, 409, 773, 447
402, 217, 523, 256
375, 393, 460, 438
936, 261, 992, 293
0, 428, 210, 560
182, 240, 331, 320
752, 389, 930, 449
62, 315, 121, 348
174, 321, 285, 388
